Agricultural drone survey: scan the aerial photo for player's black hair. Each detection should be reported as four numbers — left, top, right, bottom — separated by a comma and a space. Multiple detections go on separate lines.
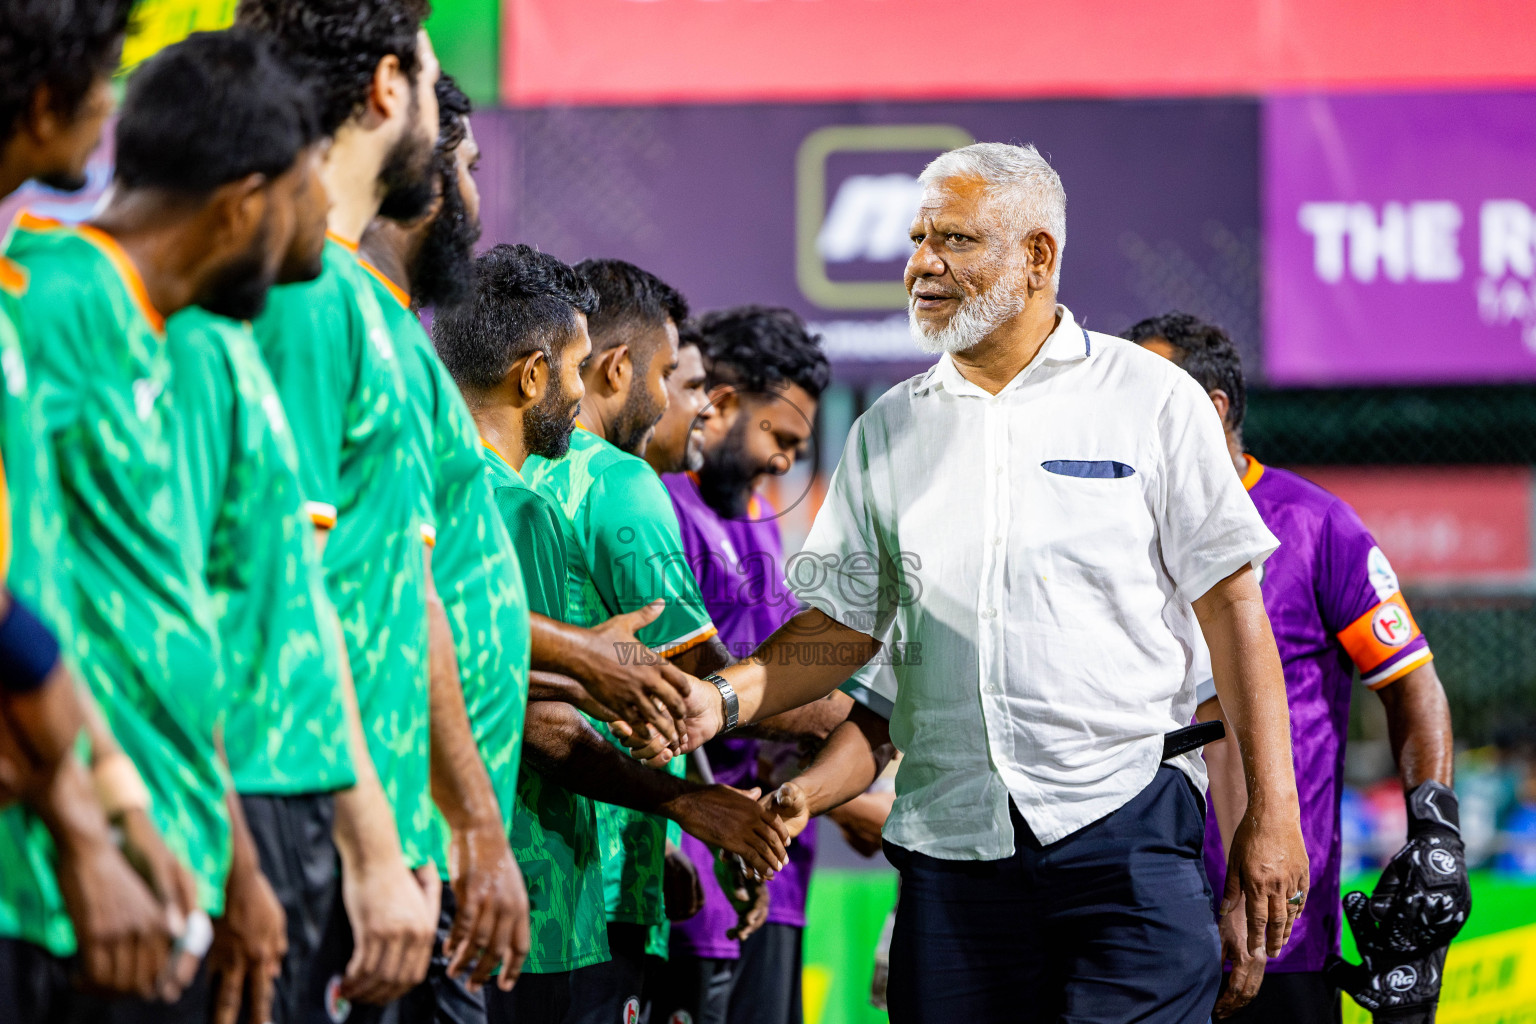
434, 243, 599, 392
435, 70, 470, 155
235, 0, 431, 137
0, 0, 132, 140
575, 258, 689, 357
113, 29, 323, 195
409, 72, 476, 310
1121, 311, 1247, 432
691, 305, 831, 399
676, 318, 703, 352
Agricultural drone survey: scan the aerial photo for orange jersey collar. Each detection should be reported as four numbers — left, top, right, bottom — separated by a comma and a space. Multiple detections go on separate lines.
18, 211, 165, 333
1240, 455, 1266, 492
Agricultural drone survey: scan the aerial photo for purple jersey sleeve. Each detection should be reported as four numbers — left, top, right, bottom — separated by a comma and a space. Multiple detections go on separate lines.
1315, 500, 1432, 689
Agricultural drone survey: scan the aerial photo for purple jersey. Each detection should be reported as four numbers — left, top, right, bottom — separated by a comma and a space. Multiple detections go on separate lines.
664, 473, 818, 958
1204, 459, 1432, 972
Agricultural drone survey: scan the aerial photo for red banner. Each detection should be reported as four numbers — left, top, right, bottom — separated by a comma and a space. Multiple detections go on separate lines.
1298, 466, 1533, 584
502, 0, 1536, 106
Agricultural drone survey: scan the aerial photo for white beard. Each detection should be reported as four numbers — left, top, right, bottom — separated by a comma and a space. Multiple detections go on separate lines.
907, 282, 1027, 355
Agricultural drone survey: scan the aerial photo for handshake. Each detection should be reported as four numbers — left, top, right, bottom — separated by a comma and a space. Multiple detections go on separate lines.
1326, 782, 1471, 1023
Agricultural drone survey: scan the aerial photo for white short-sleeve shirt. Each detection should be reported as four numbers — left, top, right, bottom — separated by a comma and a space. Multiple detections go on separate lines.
791, 305, 1278, 857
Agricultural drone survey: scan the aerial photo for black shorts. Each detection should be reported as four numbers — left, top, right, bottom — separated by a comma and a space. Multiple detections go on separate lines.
565, 922, 651, 1024
1221, 971, 1341, 1024
484, 968, 573, 1024
0, 937, 73, 1024
649, 925, 803, 1024
242, 791, 340, 1024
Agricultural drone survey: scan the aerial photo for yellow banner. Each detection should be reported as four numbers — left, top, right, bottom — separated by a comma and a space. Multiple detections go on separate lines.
1344, 925, 1536, 1024
121, 0, 237, 72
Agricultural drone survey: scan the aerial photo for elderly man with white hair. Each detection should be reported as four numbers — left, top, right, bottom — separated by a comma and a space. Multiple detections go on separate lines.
628, 142, 1309, 1022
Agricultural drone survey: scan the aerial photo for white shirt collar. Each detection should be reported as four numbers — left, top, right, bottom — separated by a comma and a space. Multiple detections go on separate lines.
913, 304, 1090, 399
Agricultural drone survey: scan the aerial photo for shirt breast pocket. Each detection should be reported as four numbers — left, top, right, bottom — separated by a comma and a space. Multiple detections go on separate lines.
1029, 458, 1150, 559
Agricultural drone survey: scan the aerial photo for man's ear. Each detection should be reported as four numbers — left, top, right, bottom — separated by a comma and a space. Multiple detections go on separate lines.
206, 173, 269, 252
1209, 389, 1233, 427
21, 86, 60, 147
516, 350, 549, 405
366, 53, 408, 125
707, 384, 740, 418
1024, 228, 1058, 294
596, 343, 632, 396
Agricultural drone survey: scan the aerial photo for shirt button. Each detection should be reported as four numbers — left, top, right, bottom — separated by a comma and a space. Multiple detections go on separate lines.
992, 536, 1003, 546
982, 608, 997, 619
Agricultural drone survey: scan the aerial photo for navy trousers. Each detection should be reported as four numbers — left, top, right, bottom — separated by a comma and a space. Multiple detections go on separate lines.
884, 765, 1221, 1024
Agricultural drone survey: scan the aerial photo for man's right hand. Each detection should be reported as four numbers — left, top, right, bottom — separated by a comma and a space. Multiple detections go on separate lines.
665, 785, 788, 879
1222, 803, 1309, 959
339, 855, 439, 1004
715, 851, 770, 942
621, 674, 726, 767
574, 600, 694, 746
55, 814, 176, 999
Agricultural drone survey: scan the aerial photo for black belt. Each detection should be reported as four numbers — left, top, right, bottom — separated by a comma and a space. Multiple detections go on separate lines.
1162, 720, 1225, 761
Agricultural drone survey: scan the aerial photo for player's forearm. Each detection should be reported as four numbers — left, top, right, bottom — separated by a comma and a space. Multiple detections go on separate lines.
528, 613, 602, 679
738, 690, 854, 743
523, 701, 698, 816
426, 588, 501, 832
32, 752, 119, 861
2, 658, 86, 774
1378, 663, 1455, 790
721, 609, 880, 725
1193, 566, 1299, 818
528, 669, 586, 704
782, 704, 894, 818
1196, 697, 1247, 861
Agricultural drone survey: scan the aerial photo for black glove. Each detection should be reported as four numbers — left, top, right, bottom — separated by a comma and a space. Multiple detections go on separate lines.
1346, 781, 1470, 956
1326, 895, 1448, 1023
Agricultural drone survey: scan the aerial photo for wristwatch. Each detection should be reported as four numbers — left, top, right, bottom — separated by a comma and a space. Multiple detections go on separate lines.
702, 672, 739, 732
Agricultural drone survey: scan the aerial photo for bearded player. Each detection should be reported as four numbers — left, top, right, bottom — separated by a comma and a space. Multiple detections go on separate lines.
1130, 313, 1465, 1024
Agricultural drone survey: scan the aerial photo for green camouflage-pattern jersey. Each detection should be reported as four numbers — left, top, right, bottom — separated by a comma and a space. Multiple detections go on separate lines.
525, 427, 715, 935
481, 443, 610, 972
168, 309, 354, 796
249, 238, 432, 867
8, 214, 230, 914
0, 254, 76, 955
362, 267, 530, 876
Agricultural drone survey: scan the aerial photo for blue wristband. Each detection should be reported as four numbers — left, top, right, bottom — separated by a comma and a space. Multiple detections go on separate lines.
0, 597, 61, 694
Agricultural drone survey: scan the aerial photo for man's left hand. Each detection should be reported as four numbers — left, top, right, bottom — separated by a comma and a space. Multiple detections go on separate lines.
1213, 895, 1267, 1018
663, 845, 704, 921
208, 849, 287, 1024
1347, 781, 1469, 958
446, 824, 531, 992
1222, 805, 1309, 958
1327, 890, 1450, 1024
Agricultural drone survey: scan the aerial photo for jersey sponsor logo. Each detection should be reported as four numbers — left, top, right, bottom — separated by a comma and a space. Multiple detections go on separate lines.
132, 376, 163, 421
622, 996, 641, 1024
1367, 545, 1401, 600
324, 974, 351, 1022
1372, 602, 1413, 647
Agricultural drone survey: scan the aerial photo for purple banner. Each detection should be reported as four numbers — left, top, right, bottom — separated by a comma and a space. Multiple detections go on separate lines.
472, 99, 1259, 379
1264, 91, 1536, 386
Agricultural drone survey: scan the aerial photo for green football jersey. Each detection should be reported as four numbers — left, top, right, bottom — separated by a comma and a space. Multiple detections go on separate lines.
481, 443, 610, 973
168, 309, 354, 796
0, 254, 75, 955
525, 427, 715, 934
249, 238, 432, 867
8, 214, 230, 915
361, 266, 531, 875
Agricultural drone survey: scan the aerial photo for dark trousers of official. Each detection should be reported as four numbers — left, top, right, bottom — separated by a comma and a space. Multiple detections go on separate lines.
884, 765, 1221, 1024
